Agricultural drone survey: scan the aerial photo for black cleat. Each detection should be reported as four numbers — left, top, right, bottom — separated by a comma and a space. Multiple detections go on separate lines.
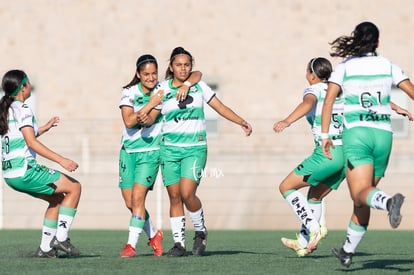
34, 246, 58, 258
388, 193, 405, 229
332, 247, 353, 268
192, 230, 208, 256
51, 237, 80, 256
167, 242, 187, 257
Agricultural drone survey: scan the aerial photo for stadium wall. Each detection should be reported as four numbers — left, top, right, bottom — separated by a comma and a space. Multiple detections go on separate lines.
0, 0, 413, 230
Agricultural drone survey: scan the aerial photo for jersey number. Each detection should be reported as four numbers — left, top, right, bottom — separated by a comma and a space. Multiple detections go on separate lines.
360, 91, 382, 108
2, 136, 10, 154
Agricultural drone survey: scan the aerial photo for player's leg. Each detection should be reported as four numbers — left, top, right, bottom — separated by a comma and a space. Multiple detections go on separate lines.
36, 193, 64, 258
180, 177, 207, 256
180, 146, 208, 256
279, 171, 324, 252
48, 173, 81, 256
166, 182, 187, 256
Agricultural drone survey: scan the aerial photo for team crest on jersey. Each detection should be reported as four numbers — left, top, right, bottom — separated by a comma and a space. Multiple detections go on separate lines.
48, 168, 56, 175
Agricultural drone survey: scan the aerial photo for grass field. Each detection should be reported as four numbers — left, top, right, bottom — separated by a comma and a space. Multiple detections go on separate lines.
0, 229, 412, 274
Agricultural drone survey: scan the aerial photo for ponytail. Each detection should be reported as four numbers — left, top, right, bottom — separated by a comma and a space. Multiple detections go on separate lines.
0, 96, 14, 135
0, 69, 27, 135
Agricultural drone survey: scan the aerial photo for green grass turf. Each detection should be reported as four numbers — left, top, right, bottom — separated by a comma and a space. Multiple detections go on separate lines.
0, 230, 412, 274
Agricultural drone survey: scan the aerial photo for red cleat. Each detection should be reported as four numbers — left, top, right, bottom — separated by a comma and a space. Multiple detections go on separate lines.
120, 244, 136, 258
148, 230, 164, 256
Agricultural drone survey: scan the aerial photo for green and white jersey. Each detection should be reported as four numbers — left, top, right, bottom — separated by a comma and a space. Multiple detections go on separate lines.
305, 82, 344, 146
158, 79, 215, 147
329, 55, 408, 132
119, 82, 162, 153
1, 101, 38, 178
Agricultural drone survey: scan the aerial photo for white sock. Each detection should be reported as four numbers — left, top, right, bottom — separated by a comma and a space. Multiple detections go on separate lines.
188, 208, 206, 232
343, 221, 367, 254
285, 190, 320, 232
170, 216, 186, 247
297, 200, 323, 246
55, 206, 77, 242
143, 217, 157, 239
127, 227, 143, 248
309, 200, 322, 221
297, 225, 308, 248
40, 219, 57, 252
127, 216, 145, 247
367, 189, 391, 210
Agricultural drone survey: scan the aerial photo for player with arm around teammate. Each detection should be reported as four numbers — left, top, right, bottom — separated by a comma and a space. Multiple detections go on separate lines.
118, 54, 202, 257
158, 46, 252, 257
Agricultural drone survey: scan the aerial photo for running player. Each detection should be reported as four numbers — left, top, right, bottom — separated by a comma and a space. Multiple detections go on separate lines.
321, 21, 414, 267
0, 70, 81, 257
274, 57, 344, 256
275, 57, 412, 258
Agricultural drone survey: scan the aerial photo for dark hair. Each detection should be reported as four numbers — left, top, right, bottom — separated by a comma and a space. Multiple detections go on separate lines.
165, 47, 194, 80
0, 70, 28, 135
330, 21, 379, 58
308, 57, 332, 81
123, 54, 158, 89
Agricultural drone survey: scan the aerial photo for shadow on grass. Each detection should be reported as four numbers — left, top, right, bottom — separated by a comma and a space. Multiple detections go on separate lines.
58, 254, 102, 259
201, 250, 279, 256
21, 251, 101, 259
332, 253, 414, 273
359, 259, 414, 272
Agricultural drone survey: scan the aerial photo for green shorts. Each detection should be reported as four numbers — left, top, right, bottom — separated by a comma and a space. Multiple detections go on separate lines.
342, 127, 392, 178
118, 148, 160, 189
294, 145, 345, 190
5, 161, 61, 198
160, 144, 207, 186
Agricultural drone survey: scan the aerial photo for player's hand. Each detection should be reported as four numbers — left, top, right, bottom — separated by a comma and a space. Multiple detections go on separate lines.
150, 90, 164, 106
241, 120, 252, 136
322, 138, 334, 160
60, 158, 79, 172
136, 112, 150, 125
273, 120, 290, 133
176, 84, 189, 101
394, 106, 414, 121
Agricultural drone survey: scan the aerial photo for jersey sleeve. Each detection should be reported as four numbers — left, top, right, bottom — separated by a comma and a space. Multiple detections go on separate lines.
198, 81, 216, 103
392, 63, 409, 86
329, 62, 346, 87
303, 86, 319, 99
119, 88, 133, 108
15, 103, 34, 129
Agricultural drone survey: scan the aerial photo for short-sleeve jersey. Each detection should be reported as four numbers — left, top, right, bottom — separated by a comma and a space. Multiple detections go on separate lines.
304, 82, 344, 146
1, 101, 38, 178
119, 82, 162, 153
329, 55, 408, 132
158, 79, 215, 147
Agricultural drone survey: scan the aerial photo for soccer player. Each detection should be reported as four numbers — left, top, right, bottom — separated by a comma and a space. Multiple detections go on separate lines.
321, 21, 414, 267
118, 54, 202, 257
274, 57, 344, 256
0, 70, 81, 257
158, 46, 252, 256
